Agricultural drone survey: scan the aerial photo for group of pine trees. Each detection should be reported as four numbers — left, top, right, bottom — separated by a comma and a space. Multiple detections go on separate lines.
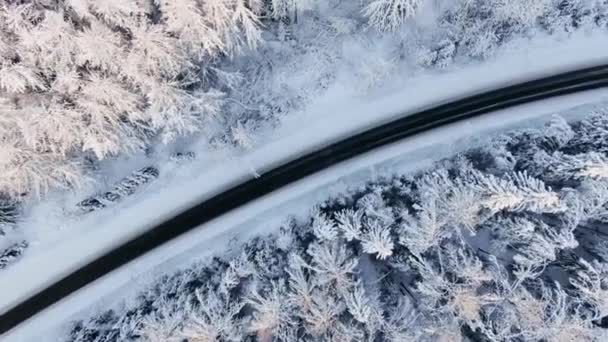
0, 0, 266, 199
67, 106, 608, 341
2, 0, 608, 323
1, 0, 605, 201
0, 0, 430, 201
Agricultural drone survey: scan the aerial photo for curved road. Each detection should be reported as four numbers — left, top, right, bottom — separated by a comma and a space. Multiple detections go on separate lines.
2, 64, 608, 334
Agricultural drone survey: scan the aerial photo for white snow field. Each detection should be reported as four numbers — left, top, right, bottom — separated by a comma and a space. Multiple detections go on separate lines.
3, 60, 608, 341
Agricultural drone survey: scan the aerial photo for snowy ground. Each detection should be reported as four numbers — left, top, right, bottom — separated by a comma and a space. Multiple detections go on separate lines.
3, 32, 608, 288
2, 0, 608, 338
4, 88, 608, 341
3, 0, 608, 278
2, 0, 608, 265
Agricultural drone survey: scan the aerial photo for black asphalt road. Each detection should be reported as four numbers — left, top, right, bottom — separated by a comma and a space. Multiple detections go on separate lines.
2, 64, 608, 335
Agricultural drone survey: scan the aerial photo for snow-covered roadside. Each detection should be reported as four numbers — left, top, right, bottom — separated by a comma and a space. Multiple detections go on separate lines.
2, 31, 608, 311
4, 87, 608, 341
5, 32, 608, 282
3, 0, 608, 276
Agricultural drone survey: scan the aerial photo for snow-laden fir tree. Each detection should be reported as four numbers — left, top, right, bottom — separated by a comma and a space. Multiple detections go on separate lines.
363, 0, 424, 32
0, 0, 261, 198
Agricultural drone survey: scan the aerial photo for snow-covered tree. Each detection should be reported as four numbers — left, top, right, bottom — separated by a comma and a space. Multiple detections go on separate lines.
66, 109, 608, 341
0, 241, 28, 270
247, 281, 293, 340
360, 220, 394, 260
569, 259, 608, 320
528, 151, 608, 183
300, 288, 345, 337
0, 0, 261, 198
396, 169, 482, 256
137, 298, 188, 342
306, 241, 357, 288
363, 0, 423, 32
77, 166, 159, 213
180, 288, 245, 341
476, 171, 562, 213
438, 0, 554, 58
344, 282, 375, 324
489, 216, 578, 282
0, 144, 83, 198
311, 208, 339, 241
286, 254, 315, 310
334, 208, 363, 242
0, 197, 18, 232
270, 0, 296, 21
356, 191, 395, 225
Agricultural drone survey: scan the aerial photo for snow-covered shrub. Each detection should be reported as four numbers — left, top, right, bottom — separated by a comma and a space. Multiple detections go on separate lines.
67, 107, 608, 341
0, 241, 28, 270
0, 0, 261, 198
76, 166, 159, 213
0, 196, 18, 234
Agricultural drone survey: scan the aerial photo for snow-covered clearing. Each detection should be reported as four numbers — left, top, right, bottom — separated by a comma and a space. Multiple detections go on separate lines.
4, 85, 608, 341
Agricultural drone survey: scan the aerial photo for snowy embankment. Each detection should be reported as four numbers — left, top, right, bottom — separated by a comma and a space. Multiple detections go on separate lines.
4, 48, 608, 341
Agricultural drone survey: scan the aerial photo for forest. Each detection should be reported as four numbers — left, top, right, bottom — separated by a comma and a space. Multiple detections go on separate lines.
1, 1, 608, 341
1, 0, 607, 199
68, 108, 608, 341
